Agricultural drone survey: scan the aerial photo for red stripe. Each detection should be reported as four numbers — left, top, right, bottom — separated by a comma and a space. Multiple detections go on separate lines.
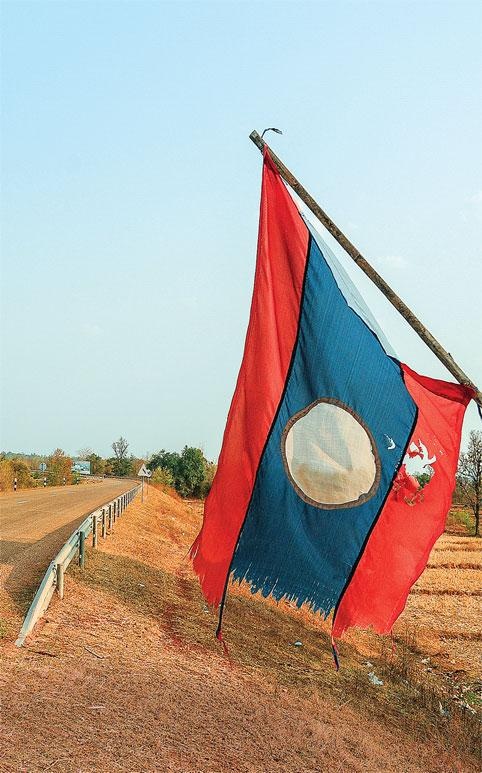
191, 150, 309, 607
333, 365, 474, 637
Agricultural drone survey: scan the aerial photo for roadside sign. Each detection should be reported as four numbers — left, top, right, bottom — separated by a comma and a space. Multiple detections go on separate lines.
39, 462, 47, 472
138, 464, 151, 503
72, 461, 91, 475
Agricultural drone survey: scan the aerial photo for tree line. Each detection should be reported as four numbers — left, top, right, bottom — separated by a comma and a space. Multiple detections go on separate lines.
0, 437, 217, 500
1, 431, 480, 533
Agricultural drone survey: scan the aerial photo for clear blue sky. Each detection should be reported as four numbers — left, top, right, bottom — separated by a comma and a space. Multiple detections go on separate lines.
1, 0, 481, 460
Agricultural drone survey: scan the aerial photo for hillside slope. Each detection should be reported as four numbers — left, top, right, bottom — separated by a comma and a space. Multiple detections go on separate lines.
0, 486, 479, 772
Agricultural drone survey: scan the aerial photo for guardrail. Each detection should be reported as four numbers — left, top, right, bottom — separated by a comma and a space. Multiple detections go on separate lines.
15, 484, 141, 647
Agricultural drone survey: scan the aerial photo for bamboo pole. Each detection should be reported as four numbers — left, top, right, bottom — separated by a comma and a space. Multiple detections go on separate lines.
249, 130, 481, 408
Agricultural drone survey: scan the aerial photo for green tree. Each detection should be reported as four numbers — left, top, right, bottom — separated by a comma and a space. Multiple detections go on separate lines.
150, 466, 175, 488
149, 446, 214, 498
149, 450, 181, 478
415, 471, 432, 489
178, 446, 205, 497
112, 457, 132, 477
199, 460, 217, 498
104, 458, 114, 476
85, 453, 105, 476
457, 430, 482, 537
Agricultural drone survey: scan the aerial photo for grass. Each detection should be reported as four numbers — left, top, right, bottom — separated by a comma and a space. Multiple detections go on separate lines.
68, 492, 481, 768
2, 490, 479, 772
0, 618, 9, 639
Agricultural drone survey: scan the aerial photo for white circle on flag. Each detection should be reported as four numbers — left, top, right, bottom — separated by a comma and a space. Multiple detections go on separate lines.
282, 399, 380, 509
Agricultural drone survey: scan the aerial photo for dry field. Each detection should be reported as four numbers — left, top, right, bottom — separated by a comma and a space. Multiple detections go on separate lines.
0, 487, 480, 772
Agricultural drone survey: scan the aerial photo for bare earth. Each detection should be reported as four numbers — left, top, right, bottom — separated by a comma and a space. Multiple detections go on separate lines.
0, 479, 136, 637
0, 486, 479, 772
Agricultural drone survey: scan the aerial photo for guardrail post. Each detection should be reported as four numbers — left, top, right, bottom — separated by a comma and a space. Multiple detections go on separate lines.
113, 501, 117, 524
102, 508, 106, 538
92, 514, 98, 548
79, 531, 85, 569
108, 504, 113, 530
56, 563, 64, 599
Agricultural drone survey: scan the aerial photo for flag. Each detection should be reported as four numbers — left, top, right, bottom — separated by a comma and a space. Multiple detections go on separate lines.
190, 149, 474, 648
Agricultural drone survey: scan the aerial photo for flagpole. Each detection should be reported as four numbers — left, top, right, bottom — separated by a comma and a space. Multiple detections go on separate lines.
249, 129, 482, 408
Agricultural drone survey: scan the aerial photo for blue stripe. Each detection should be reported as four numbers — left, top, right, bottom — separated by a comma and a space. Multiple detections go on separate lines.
231, 234, 417, 615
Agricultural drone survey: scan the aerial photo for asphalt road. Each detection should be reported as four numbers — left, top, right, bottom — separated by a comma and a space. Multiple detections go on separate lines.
0, 479, 137, 622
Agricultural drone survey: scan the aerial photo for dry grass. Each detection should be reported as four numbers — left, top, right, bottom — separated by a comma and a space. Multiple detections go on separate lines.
0, 491, 480, 772
396, 528, 482, 688
413, 567, 481, 593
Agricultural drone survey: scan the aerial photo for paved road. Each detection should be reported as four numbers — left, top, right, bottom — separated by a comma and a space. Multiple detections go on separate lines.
0, 480, 137, 625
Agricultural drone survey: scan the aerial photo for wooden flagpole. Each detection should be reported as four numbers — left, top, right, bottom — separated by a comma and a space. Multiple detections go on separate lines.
249, 129, 482, 408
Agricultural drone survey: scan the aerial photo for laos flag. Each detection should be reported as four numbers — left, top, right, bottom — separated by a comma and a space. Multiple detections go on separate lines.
190, 149, 475, 650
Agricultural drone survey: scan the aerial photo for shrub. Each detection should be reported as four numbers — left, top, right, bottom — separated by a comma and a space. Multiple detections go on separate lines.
149, 447, 216, 499
151, 467, 175, 488
0, 459, 36, 491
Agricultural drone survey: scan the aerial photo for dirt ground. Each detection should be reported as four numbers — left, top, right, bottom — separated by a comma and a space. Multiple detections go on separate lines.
0, 487, 480, 772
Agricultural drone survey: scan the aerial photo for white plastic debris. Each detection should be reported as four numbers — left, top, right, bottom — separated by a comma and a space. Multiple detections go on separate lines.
293, 641, 303, 647
368, 672, 384, 686
438, 702, 449, 718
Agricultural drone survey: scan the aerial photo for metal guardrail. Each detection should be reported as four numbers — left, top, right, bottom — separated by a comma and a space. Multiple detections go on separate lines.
15, 484, 141, 647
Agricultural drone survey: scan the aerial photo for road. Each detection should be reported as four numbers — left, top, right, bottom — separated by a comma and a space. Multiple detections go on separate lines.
0, 479, 137, 628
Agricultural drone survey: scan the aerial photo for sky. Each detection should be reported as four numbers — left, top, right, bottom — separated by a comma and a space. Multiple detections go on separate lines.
1, 0, 481, 461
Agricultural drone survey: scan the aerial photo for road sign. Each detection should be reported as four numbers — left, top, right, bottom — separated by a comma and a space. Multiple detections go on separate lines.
137, 464, 151, 478
39, 462, 47, 472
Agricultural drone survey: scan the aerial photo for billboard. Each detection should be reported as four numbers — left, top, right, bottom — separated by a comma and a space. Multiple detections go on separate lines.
72, 461, 91, 475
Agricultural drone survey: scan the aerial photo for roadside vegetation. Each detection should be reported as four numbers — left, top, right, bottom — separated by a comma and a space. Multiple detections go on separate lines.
0, 458, 36, 491
456, 430, 481, 536
0, 437, 217, 497
2, 432, 479, 523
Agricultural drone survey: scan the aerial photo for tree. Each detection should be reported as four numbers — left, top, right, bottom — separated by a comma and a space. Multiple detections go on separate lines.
111, 437, 131, 476
47, 449, 73, 486
0, 458, 35, 491
149, 446, 214, 498
85, 453, 105, 476
151, 467, 175, 489
112, 437, 129, 461
130, 456, 146, 477
178, 446, 206, 498
77, 447, 94, 460
457, 430, 482, 537
104, 458, 114, 476
199, 460, 217, 498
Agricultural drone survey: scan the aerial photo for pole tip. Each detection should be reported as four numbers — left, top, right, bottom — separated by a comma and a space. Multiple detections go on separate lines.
261, 127, 283, 138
